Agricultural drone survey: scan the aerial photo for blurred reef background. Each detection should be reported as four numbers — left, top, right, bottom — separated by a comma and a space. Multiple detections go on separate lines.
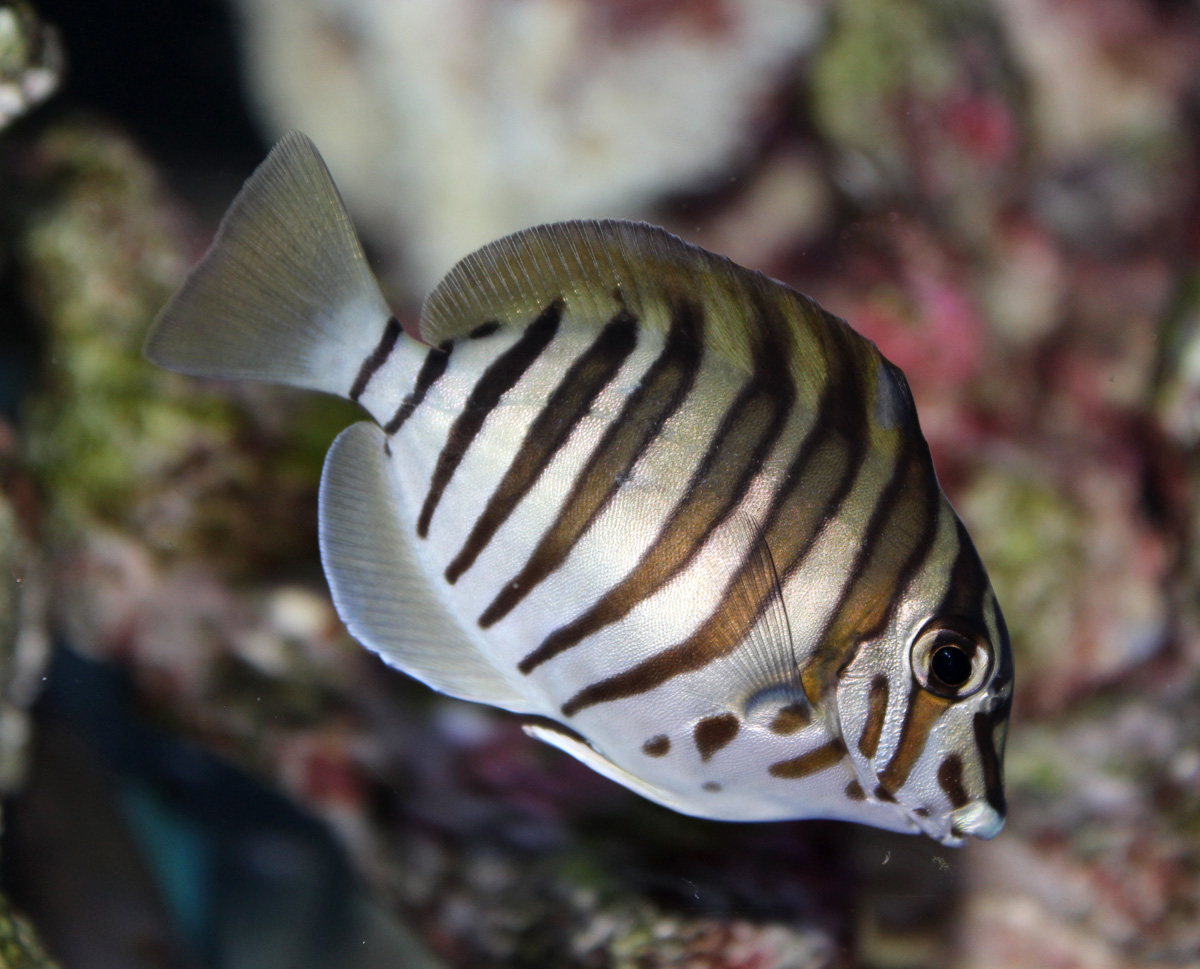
1, 0, 1199, 966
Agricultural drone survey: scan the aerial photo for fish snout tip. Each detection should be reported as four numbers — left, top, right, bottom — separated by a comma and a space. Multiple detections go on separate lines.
945, 801, 1006, 845
907, 799, 1006, 846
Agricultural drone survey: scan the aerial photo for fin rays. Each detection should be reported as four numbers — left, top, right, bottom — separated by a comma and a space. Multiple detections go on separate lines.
145, 131, 392, 397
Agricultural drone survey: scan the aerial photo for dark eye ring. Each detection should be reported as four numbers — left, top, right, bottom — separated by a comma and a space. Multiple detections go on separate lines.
911, 620, 992, 698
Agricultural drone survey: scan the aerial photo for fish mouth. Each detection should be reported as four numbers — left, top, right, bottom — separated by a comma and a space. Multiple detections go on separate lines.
912, 801, 1007, 846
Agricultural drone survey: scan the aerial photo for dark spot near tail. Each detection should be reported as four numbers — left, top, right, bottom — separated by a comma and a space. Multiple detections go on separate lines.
349, 316, 402, 401
703, 781, 722, 792
693, 714, 739, 762
913, 807, 930, 818
642, 735, 670, 757
845, 780, 866, 801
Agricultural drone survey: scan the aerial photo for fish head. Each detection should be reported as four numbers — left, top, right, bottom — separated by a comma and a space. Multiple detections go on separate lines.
831, 517, 1013, 847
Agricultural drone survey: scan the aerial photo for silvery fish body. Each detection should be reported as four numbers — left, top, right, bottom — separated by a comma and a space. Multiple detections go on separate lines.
145, 134, 1013, 845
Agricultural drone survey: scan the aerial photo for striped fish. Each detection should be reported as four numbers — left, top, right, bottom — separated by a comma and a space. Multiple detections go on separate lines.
145, 133, 1013, 845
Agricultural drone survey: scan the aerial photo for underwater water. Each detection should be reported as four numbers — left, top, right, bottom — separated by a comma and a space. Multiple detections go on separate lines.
1, 0, 1199, 967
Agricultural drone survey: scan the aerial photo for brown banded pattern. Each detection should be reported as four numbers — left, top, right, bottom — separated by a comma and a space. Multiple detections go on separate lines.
933, 518, 997, 642
417, 300, 563, 537
876, 686, 952, 796
444, 310, 639, 583
520, 303, 797, 674
556, 313, 869, 715
974, 709, 1006, 813
937, 753, 969, 809
798, 435, 942, 708
468, 321, 502, 339
480, 297, 705, 629
349, 316, 402, 402
383, 340, 453, 434
858, 675, 890, 759
768, 738, 846, 779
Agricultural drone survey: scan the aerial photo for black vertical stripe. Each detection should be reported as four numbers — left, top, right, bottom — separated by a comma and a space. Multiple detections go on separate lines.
556, 411, 851, 715
983, 597, 1015, 706
416, 300, 563, 538
444, 311, 639, 583
935, 518, 990, 619
556, 338, 940, 716
349, 316, 402, 402
798, 433, 942, 709
479, 298, 704, 628
383, 340, 453, 434
520, 301, 795, 674
469, 321, 502, 339
858, 675, 890, 759
937, 753, 969, 809
555, 315, 865, 713
875, 687, 951, 795
939, 526, 1015, 706
973, 710, 1007, 813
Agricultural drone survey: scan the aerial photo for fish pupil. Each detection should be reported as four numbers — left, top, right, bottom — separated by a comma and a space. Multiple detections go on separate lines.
931, 644, 972, 688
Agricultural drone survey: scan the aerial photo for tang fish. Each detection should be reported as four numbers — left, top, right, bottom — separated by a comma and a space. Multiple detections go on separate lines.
146, 133, 1013, 845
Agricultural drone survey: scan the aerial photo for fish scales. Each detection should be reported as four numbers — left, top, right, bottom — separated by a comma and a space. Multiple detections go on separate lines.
145, 133, 1013, 844
482, 297, 705, 630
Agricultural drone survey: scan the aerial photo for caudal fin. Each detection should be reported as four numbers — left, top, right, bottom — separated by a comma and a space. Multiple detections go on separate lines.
144, 132, 395, 397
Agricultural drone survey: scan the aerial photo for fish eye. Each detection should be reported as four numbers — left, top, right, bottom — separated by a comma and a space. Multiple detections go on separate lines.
932, 643, 972, 686
911, 620, 992, 699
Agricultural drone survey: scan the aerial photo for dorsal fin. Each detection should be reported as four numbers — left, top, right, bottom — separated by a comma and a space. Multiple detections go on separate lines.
420, 220, 852, 384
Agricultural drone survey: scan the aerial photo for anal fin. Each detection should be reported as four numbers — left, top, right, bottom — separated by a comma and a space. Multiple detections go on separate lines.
523, 724, 695, 816
319, 422, 531, 711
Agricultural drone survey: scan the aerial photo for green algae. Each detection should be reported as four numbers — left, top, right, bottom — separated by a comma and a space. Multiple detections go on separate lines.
0, 895, 58, 969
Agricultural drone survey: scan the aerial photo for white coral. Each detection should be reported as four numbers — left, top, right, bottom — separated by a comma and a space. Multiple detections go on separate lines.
232, 0, 828, 290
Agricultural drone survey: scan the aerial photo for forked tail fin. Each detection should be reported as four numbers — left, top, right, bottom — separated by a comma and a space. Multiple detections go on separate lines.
144, 132, 395, 397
